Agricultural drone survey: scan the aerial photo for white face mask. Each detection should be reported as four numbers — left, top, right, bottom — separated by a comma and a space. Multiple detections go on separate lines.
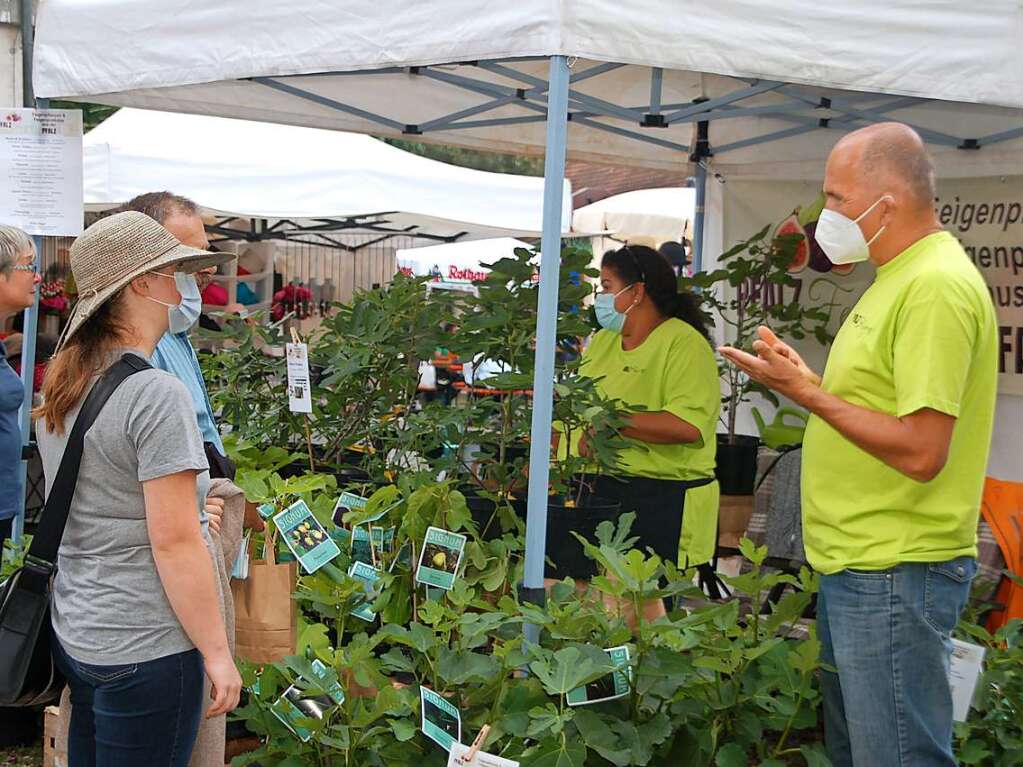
814, 195, 893, 265
146, 271, 203, 333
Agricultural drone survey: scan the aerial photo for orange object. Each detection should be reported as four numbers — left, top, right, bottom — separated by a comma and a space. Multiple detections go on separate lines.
979, 477, 1023, 633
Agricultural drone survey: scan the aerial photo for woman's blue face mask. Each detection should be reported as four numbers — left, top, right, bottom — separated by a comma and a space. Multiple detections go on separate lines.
594, 283, 635, 333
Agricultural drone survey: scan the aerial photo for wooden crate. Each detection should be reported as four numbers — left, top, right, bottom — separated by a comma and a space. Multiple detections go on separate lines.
718, 494, 755, 549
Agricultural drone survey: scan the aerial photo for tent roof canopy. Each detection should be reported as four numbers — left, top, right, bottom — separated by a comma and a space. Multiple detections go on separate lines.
573, 187, 695, 246
35, 1, 1023, 179
82, 108, 572, 243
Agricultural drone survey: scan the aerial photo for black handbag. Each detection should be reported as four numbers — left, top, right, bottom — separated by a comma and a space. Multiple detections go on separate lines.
0, 353, 150, 706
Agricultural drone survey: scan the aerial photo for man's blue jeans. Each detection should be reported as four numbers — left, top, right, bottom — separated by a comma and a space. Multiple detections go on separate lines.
817, 557, 976, 767
53, 635, 204, 767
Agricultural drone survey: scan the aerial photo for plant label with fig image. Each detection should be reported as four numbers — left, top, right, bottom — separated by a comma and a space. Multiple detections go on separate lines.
332, 491, 369, 525
420, 686, 461, 752
274, 499, 341, 574
949, 638, 986, 722
348, 561, 383, 621
351, 525, 396, 565
285, 342, 313, 413
566, 646, 631, 706
415, 527, 467, 591
270, 685, 334, 742
448, 743, 519, 767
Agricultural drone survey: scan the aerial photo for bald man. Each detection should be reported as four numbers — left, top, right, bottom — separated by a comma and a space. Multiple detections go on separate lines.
721, 123, 998, 767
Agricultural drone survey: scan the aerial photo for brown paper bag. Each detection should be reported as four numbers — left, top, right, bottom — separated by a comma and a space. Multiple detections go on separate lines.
230, 531, 297, 664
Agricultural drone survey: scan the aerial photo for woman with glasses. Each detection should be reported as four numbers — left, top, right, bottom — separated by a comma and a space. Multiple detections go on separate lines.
577, 244, 720, 617
0, 225, 40, 552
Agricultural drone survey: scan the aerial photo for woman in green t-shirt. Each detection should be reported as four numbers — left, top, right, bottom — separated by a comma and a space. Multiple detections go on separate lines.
578, 245, 720, 590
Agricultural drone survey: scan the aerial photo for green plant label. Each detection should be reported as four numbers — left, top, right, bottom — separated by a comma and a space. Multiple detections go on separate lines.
566, 646, 631, 707
415, 527, 467, 591
270, 684, 333, 742
308, 659, 345, 705
348, 561, 383, 622
257, 503, 276, 520
274, 499, 341, 574
351, 525, 396, 565
420, 686, 461, 752
332, 491, 369, 526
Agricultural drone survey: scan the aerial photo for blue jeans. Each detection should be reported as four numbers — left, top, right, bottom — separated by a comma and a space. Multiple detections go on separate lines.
53, 636, 204, 767
817, 557, 976, 767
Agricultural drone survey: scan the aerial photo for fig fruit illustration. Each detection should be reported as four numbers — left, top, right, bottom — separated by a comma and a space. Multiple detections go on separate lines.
774, 215, 808, 274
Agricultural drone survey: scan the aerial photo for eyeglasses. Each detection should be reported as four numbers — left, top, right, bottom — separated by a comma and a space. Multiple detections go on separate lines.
11, 261, 37, 273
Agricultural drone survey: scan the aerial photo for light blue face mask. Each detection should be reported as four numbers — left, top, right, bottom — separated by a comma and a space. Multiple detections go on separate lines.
149, 271, 203, 333
594, 284, 635, 333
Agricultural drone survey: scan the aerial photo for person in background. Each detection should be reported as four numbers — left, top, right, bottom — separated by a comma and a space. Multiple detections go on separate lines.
575, 244, 720, 619
0, 225, 40, 553
36, 212, 240, 766
720, 123, 998, 767
121, 192, 237, 481
658, 240, 690, 278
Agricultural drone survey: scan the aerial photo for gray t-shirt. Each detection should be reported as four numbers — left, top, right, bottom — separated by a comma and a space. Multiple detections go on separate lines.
37, 358, 210, 665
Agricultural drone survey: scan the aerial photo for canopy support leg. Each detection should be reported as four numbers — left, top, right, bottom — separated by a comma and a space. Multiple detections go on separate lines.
521, 55, 570, 646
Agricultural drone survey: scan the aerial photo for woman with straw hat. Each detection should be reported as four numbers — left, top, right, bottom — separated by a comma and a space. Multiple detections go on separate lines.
35, 212, 242, 766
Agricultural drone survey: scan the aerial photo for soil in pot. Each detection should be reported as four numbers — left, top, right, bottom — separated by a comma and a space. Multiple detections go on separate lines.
715, 434, 760, 495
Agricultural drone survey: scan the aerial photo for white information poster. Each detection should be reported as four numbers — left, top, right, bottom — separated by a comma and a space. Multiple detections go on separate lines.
285, 342, 313, 413
0, 108, 83, 236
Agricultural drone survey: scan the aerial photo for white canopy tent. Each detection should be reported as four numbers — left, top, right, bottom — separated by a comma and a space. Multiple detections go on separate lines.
573, 187, 695, 260
83, 108, 572, 242
28, 1, 1023, 590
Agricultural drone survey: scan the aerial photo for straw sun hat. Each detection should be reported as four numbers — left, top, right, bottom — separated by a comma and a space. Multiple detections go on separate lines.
58, 211, 232, 349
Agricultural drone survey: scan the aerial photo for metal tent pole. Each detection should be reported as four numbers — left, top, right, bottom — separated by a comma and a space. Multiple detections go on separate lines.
12, 0, 40, 543
689, 117, 711, 274
691, 163, 707, 274
13, 236, 41, 542
520, 55, 570, 645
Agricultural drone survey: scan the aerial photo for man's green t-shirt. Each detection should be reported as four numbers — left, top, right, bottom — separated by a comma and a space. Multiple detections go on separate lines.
579, 318, 720, 481
802, 231, 998, 574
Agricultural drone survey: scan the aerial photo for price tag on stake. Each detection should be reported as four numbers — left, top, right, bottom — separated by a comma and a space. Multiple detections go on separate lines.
448, 743, 519, 767
286, 341, 313, 413
949, 638, 986, 722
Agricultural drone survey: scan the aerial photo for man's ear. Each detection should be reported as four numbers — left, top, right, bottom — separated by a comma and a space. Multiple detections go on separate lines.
880, 193, 898, 226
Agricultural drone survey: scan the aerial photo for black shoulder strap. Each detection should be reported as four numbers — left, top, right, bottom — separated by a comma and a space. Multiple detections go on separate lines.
26, 353, 152, 567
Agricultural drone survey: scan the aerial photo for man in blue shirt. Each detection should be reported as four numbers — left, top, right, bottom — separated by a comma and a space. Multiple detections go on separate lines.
123, 192, 235, 480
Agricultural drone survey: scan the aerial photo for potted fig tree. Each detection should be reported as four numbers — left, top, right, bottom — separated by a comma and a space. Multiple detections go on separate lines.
682, 222, 833, 495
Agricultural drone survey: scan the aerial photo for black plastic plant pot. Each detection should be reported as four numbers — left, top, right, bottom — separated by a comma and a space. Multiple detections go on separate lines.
511, 496, 621, 580
715, 434, 761, 495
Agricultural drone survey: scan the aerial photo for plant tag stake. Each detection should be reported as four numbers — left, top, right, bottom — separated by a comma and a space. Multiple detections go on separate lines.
285, 340, 312, 414
274, 499, 341, 574
949, 638, 986, 722
420, 686, 462, 752
566, 645, 631, 707
415, 527, 467, 591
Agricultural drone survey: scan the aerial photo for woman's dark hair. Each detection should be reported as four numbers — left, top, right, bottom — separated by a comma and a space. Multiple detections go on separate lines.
602, 245, 711, 343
